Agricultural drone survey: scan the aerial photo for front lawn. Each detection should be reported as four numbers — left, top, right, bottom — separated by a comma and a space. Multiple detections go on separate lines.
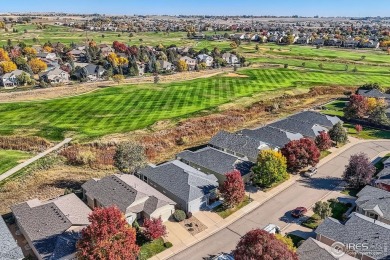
214, 196, 251, 219
341, 188, 361, 197
374, 153, 390, 173
344, 123, 390, 140
302, 214, 322, 229
320, 150, 332, 159
139, 238, 168, 260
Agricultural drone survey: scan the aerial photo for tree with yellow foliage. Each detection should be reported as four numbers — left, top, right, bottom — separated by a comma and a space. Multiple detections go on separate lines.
0, 21, 5, 29
117, 57, 128, 66
252, 150, 289, 187
107, 52, 119, 67
23, 47, 37, 57
112, 74, 125, 84
176, 59, 188, 72
29, 58, 47, 74
367, 97, 386, 113
0, 61, 17, 73
43, 46, 53, 53
0, 48, 10, 62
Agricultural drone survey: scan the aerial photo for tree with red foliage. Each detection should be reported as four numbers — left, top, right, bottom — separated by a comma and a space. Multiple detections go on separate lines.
77, 206, 140, 260
344, 94, 368, 120
142, 217, 167, 240
220, 170, 245, 208
343, 153, 375, 188
281, 138, 320, 172
234, 229, 298, 260
315, 131, 333, 151
355, 124, 363, 135
128, 45, 139, 56
112, 41, 128, 53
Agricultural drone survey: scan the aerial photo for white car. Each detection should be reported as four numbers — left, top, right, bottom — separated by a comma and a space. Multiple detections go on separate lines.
263, 224, 281, 234
212, 253, 234, 260
304, 167, 318, 177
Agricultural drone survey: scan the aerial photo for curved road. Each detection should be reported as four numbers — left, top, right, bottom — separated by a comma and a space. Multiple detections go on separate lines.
169, 140, 390, 260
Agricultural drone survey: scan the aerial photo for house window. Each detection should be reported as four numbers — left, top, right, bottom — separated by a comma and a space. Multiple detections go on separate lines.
143, 176, 148, 182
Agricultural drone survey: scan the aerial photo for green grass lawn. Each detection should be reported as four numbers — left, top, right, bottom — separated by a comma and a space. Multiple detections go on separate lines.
0, 150, 32, 174
214, 196, 251, 219
2, 67, 390, 141
341, 188, 361, 197
139, 238, 168, 260
320, 150, 332, 159
374, 153, 390, 173
322, 100, 347, 117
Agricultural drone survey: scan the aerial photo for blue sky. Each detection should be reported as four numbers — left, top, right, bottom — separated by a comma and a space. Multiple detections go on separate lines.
1, 0, 388, 17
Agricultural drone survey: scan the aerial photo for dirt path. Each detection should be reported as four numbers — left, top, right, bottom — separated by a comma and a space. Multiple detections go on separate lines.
0, 68, 229, 103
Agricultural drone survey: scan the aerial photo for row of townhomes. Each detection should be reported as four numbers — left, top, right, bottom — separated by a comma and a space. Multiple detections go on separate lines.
298, 185, 390, 260
0, 110, 344, 259
0, 40, 241, 89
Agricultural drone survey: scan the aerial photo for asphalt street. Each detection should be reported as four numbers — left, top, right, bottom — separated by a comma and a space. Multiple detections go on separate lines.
169, 140, 390, 260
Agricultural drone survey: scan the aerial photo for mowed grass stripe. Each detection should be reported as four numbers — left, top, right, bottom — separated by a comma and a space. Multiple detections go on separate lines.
1, 68, 390, 140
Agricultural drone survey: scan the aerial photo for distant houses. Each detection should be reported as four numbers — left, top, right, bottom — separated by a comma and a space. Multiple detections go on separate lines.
0, 69, 25, 88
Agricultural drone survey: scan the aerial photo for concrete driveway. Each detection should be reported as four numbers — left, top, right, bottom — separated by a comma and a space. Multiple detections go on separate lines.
168, 140, 390, 260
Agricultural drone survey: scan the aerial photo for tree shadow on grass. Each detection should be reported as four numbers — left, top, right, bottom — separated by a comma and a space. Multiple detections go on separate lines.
40, 179, 84, 190
298, 176, 342, 191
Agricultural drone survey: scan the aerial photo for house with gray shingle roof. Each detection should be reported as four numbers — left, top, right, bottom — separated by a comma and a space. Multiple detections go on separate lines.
82, 174, 175, 224
315, 213, 390, 260
176, 147, 253, 184
269, 118, 328, 139
209, 131, 269, 162
375, 158, 390, 192
297, 237, 356, 260
356, 185, 390, 225
288, 111, 343, 129
138, 160, 219, 213
12, 193, 91, 260
0, 217, 23, 260
239, 126, 303, 150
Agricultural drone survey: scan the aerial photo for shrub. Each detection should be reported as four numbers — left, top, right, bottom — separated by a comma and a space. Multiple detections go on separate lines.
132, 220, 140, 231
173, 210, 186, 222
284, 64, 289, 68
186, 212, 193, 219
164, 242, 173, 248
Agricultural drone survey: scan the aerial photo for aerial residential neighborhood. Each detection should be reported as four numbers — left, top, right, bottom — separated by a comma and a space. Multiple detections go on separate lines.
0, 1, 390, 260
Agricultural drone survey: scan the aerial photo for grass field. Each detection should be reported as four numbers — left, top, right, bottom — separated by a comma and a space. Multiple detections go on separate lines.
1, 68, 390, 140
0, 150, 31, 174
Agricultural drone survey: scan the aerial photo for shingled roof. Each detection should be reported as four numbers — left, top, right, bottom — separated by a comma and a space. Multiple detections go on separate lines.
82, 174, 175, 215
12, 193, 91, 260
356, 185, 390, 220
315, 213, 390, 260
287, 111, 342, 129
269, 118, 328, 138
177, 147, 253, 176
209, 130, 269, 161
0, 217, 23, 260
139, 160, 218, 204
239, 126, 303, 149
297, 238, 356, 260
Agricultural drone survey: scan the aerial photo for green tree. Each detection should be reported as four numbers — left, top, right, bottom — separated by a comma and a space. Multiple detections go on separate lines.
313, 201, 332, 219
113, 141, 147, 174
328, 122, 348, 145
252, 150, 289, 187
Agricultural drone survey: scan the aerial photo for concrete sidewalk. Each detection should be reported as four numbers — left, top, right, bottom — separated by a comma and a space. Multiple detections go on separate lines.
0, 138, 72, 182
150, 137, 368, 260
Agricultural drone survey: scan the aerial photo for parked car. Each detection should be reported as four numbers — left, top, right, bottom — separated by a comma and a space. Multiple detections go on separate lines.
291, 207, 307, 218
263, 224, 281, 234
211, 253, 234, 260
304, 167, 318, 177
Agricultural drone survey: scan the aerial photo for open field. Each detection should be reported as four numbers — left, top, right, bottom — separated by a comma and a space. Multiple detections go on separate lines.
1, 68, 390, 140
0, 150, 32, 174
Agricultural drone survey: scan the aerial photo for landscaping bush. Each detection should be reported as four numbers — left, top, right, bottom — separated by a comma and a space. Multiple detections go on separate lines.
186, 212, 192, 219
0, 136, 51, 152
173, 210, 186, 222
164, 242, 173, 248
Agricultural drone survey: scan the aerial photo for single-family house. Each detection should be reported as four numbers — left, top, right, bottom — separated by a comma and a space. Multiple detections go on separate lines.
12, 194, 91, 260
355, 185, 390, 224
315, 213, 390, 260
269, 118, 328, 139
197, 54, 214, 67
239, 126, 303, 150
312, 38, 325, 46
39, 68, 70, 84
221, 53, 239, 65
68, 49, 86, 62
176, 147, 253, 184
82, 174, 175, 224
0, 69, 25, 88
0, 216, 24, 260
158, 60, 174, 71
296, 36, 310, 45
343, 39, 360, 48
361, 41, 380, 49
137, 160, 219, 213
287, 111, 343, 129
297, 237, 356, 260
36, 52, 57, 61
375, 160, 390, 192
74, 64, 105, 81
180, 56, 197, 70
209, 131, 269, 163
